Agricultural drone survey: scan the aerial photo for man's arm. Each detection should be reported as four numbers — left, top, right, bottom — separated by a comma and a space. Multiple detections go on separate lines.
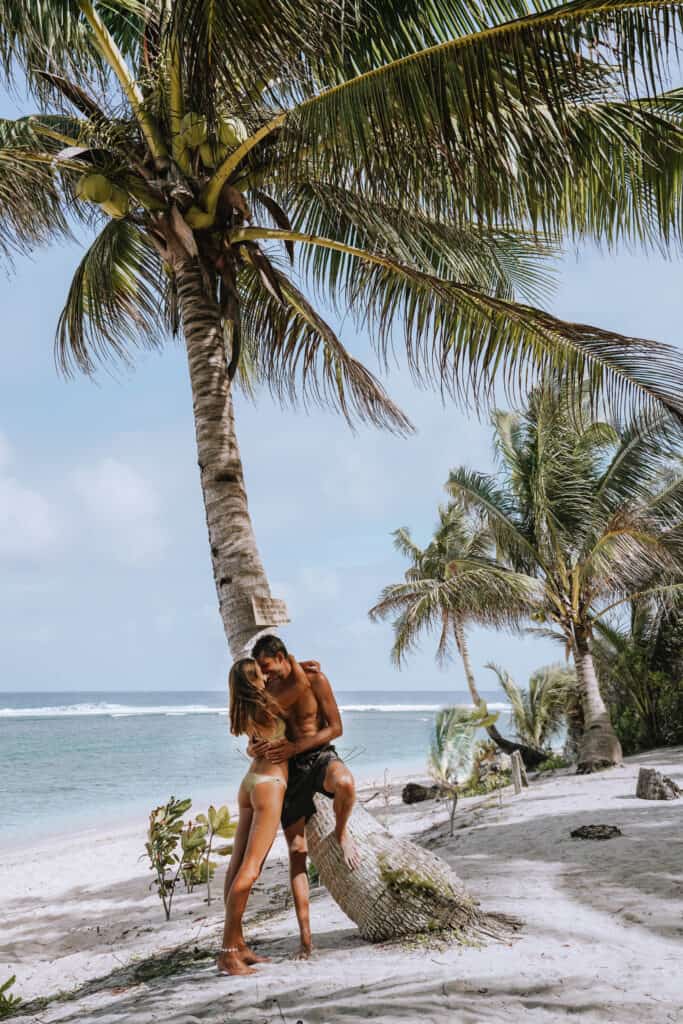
265, 672, 343, 763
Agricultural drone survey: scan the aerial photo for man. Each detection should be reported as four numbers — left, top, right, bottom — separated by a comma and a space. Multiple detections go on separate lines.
249, 635, 359, 958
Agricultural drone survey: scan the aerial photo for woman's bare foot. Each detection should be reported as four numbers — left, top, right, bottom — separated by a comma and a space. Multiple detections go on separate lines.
239, 944, 270, 965
217, 950, 257, 976
293, 941, 313, 960
337, 829, 361, 870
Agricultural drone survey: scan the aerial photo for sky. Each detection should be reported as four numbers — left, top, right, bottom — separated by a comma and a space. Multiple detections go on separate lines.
1, 111, 682, 695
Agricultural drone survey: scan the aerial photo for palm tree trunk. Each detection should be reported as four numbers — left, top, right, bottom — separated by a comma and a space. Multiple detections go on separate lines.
306, 794, 513, 942
453, 617, 546, 769
573, 631, 623, 772
453, 616, 482, 705
175, 258, 287, 656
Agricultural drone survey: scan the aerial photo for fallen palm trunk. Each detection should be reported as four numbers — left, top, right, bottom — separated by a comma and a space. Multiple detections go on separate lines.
305, 794, 516, 943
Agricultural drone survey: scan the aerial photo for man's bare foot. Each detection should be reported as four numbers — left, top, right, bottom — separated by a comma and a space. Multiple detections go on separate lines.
337, 830, 361, 870
239, 944, 270, 965
217, 950, 257, 976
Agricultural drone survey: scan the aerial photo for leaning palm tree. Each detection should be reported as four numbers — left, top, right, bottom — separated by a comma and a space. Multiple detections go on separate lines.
369, 503, 549, 766
1, 3, 683, 655
486, 662, 577, 751
448, 387, 682, 771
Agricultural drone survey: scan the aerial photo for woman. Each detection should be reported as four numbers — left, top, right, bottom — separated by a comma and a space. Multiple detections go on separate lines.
217, 654, 310, 976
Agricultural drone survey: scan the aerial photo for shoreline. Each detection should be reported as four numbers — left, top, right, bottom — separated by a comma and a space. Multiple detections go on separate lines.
2, 748, 682, 1023
1, 758, 429, 855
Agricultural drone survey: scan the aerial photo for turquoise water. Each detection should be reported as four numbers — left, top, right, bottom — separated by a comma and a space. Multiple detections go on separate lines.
0, 690, 511, 845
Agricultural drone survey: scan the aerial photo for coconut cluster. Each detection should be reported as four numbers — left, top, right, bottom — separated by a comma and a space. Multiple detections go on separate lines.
75, 114, 249, 220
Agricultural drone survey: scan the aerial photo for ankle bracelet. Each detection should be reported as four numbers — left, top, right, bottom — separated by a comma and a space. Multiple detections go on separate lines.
221, 946, 240, 953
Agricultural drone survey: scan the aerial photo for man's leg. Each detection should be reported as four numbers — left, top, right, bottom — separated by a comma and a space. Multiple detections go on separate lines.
322, 761, 360, 869
284, 817, 313, 958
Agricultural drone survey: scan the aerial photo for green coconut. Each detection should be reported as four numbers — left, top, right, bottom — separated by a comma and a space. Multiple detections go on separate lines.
180, 112, 208, 148
199, 139, 227, 168
99, 185, 130, 219
218, 116, 248, 149
76, 172, 114, 204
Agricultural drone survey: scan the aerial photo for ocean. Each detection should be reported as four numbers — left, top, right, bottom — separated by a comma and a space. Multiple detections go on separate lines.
0, 689, 511, 845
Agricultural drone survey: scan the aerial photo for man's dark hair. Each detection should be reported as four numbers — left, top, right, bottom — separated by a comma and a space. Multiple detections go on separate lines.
251, 634, 288, 659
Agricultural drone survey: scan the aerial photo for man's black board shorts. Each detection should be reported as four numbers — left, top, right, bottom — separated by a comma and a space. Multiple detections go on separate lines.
281, 743, 342, 830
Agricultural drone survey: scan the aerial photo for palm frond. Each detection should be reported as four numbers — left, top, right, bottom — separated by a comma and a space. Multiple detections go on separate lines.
487, 660, 575, 747
56, 218, 166, 375
282, 182, 558, 305
430, 705, 497, 786
264, 3, 683, 236
0, 116, 79, 257
446, 467, 543, 573
233, 226, 683, 424
238, 264, 411, 434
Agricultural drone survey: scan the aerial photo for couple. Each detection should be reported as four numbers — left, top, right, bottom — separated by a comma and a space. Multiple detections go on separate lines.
218, 635, 359, 976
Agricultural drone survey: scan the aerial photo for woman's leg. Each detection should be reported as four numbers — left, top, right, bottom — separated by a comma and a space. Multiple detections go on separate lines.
223, 791, 253, 907
218, 781, 284, 976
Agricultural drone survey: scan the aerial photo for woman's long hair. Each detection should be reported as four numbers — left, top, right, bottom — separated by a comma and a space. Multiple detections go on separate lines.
229, 658, 282, 736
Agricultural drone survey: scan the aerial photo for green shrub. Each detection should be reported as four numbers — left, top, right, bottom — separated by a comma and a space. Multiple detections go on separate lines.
535, 754, 568, 772
0, 976, 21, 1019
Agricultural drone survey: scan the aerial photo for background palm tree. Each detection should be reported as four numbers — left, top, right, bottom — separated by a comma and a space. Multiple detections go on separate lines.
369, 503, 549, 766
0, 2, 683, 654
485, 662, 577, 751
447, 387, 682, 771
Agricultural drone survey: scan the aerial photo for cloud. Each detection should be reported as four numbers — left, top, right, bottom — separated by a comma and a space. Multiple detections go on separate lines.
0, 433, 60, 558
0, 476, 59, 557
71, 457, 169, 565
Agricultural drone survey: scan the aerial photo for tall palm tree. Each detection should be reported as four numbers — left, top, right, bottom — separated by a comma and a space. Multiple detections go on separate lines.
447, 388, 682, 770
369, 503, 549, 766
1, 2, 683, 654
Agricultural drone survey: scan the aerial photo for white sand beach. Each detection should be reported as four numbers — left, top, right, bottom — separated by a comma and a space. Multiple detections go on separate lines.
2, 748, 682, 1024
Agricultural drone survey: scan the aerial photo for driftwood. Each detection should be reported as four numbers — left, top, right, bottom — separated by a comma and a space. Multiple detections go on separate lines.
486, 723, 546, 769
305, 793, 515, 943
402, 782, 440, 804
635, 767, 681, 801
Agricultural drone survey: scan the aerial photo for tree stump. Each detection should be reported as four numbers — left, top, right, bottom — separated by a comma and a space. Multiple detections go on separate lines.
305, 793, 515, 943
401, 782, 440, 804
635, 767, 681, 801
510, 750, 529, 793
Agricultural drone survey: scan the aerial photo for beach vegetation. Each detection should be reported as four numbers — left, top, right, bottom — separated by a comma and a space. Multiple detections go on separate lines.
1, 3, 683, 657
448, 386, 682, 772
593, 597, 683, 754
535, 754, 569, 773
429, 705, 498, 833
195, 804, 237, 905
485, 662, 577, 751
0, 976, 21, 1019
179, 819, 209, 893
145, 796, 192, 921
461, 742, 512, 795
145, 799, 236, 915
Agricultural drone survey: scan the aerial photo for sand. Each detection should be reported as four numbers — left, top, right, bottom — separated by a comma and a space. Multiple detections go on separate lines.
1, 748, 682, 1023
